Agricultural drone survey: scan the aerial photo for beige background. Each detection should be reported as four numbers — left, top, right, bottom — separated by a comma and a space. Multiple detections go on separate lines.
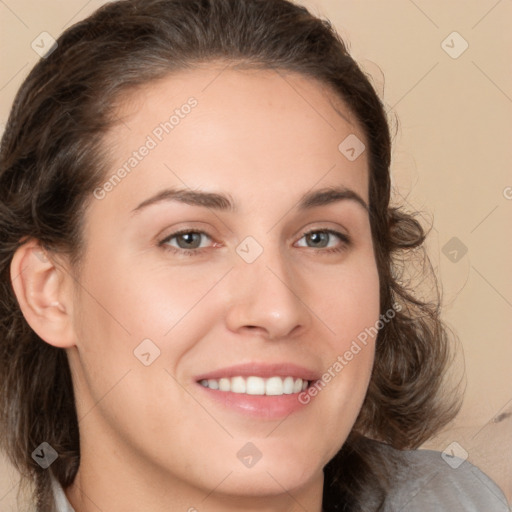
1, 0, 511, 508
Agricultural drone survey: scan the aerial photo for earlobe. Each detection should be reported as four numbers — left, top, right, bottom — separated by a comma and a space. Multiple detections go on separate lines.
10, 240, 76, 348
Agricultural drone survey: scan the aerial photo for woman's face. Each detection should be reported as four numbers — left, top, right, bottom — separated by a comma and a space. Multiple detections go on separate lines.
65, 65, 380, 504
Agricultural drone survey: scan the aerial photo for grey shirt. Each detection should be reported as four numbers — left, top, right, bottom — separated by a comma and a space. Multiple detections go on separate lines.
381, 448, 510, 511
51, 448, 510, 511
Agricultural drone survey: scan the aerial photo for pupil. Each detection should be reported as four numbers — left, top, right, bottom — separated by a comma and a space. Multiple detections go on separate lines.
179, 233, 200, 248
309, 232, 327, 247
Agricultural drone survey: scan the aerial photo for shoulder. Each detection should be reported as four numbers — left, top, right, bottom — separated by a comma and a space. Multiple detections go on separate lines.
375, 442, 510, 512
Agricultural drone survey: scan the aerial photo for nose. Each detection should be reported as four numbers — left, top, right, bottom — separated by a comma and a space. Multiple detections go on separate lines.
224, 246, 312, 341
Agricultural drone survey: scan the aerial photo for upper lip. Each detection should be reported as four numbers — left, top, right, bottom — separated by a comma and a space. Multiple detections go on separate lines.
195, 362, 321, 382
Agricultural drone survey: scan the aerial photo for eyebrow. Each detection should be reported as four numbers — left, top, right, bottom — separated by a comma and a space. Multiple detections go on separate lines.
131, 185, 368, 214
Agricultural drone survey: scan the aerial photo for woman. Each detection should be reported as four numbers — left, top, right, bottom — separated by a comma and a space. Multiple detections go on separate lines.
0, 0, 508, 511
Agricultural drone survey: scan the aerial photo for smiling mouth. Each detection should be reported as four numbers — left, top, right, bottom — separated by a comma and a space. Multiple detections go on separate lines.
198, 376, 311, 396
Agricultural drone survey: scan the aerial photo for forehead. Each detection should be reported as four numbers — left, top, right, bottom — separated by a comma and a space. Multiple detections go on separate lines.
98, 65, 369, 213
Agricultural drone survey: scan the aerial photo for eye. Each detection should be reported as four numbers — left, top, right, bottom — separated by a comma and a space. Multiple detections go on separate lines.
158, 227, 350, 257
160, 229, 214, 255
295, 229, 350, 253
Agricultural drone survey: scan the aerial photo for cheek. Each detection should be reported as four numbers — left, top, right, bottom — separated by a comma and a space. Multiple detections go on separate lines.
316, 255, 380, 345
74, 251, 213, 338
71, 254, 229, 389
68, 257, 220, 443
303, 255, 380, 431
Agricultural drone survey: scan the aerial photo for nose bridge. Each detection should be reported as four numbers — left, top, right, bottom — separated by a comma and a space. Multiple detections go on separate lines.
224, 237, 310, 340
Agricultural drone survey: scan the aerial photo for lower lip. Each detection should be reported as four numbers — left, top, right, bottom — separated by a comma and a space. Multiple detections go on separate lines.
195, 382, 315, 419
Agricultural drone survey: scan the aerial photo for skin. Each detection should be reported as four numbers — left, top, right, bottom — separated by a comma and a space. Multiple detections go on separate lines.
12, 65, 380, 511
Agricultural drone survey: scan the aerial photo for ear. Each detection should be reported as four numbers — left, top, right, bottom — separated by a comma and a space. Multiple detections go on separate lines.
10, 240, 76, 348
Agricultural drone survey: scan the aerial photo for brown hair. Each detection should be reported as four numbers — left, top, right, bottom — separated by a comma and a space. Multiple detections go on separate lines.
0, 0, 460, 510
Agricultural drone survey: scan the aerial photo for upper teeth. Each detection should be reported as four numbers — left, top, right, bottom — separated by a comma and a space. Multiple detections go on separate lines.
199, 376, 309, 395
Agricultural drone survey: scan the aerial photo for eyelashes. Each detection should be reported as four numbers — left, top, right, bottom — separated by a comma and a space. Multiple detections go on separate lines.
158, 228, 351, 257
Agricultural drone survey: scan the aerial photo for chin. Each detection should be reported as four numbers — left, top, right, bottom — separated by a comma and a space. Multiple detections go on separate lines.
219, 463, 322, 497
199, 441, 326, 497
